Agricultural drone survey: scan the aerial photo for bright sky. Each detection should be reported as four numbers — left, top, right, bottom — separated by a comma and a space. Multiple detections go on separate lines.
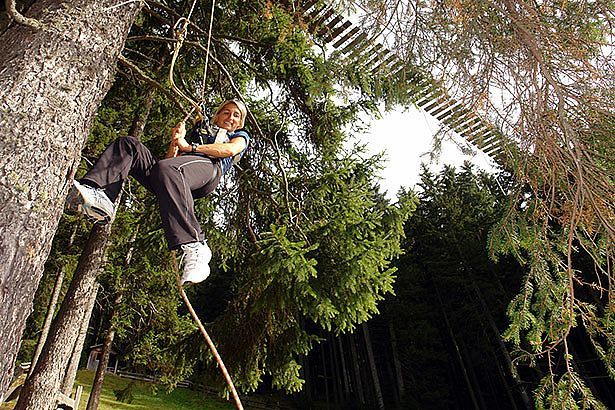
350, 105, 499, 200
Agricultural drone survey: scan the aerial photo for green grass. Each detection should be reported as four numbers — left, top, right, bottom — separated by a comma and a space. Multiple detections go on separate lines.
2, 370, 234, 410
75, 370, 234, 410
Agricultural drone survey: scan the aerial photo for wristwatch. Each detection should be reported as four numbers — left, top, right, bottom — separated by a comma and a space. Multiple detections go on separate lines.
191, 142, 198, 153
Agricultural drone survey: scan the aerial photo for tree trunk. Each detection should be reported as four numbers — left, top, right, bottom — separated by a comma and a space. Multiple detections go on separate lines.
488, 335, 519, 410
388, 322, 405, 404
86, 224, 141, 410
86, 292, 122, 410
328, 332, 342, 405
28, 268, 65, 377
16, 223, 113, 410
459, 338, 487, 410
60, 282, 99, 395
362, 323, 385, 410
320, 343, 330, 410
29, 226, 77, 378
433, 283, 480, 409
469, 280, 532, 409
0, 0, 141, 399
349, 333, 366, 405
337, 336, 350, 398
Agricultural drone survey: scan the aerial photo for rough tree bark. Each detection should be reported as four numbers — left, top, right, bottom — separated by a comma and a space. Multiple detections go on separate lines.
15, 224, 113, 409
29, 226, 77, 377
28, 269, 65, 376
85, 292, 121, 410
0, 0, 141, 399
60, 282, 99, 396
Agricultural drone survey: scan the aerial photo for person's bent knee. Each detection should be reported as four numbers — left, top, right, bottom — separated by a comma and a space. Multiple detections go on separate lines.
151, 160, 176, 180
120, 135, 141, 148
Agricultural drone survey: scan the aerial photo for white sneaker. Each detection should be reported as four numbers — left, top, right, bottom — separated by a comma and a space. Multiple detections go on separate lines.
66, 180, 116, 224
180, 241, 212, 285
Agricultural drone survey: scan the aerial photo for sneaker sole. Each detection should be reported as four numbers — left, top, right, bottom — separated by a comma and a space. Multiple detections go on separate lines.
66, 182, 112, 224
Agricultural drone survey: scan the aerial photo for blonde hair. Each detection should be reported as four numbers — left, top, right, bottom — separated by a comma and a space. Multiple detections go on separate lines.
212, 99, 247, 129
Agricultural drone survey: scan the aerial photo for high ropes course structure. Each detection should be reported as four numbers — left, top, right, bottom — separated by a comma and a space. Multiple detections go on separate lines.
298, 0, 512, 165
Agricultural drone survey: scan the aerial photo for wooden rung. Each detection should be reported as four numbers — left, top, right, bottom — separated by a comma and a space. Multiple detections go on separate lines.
339, 32, 369, 56
332, 26, 359, 48
466, 129, 493, 144
363, 46, 390, 70
412, 84, 438, 102
454, 117, 483, 134
301, 0, 320, 11
436, 102, 465, 121
352, 43, 383, 65
484, 143, 505, 156
309, 7, 335, 32
462, 125, 490, 141
429, 98, 456, 116
303, 3, 325, 19
371, 53, 399, 74
390, 62, 409, 78
479, 135, 504, 151
415, 88, 441, 106
453, 114, 482, 129
424, 96, 450, 113
470, 130, 498, 146
445, 116, 475, 134
320, 17, 348, 40
441, 110, 471, 127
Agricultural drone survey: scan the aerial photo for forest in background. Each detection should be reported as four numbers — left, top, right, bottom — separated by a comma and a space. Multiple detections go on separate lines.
0, 0, 613, 409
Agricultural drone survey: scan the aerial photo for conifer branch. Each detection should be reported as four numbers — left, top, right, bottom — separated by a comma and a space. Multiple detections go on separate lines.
117, 54, 190, 117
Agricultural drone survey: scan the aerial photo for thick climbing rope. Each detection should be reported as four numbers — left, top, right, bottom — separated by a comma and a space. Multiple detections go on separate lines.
168, 10, 245, 406
172, 252, 244, 410
199, 0, 216, 101
169, 16, 199, 117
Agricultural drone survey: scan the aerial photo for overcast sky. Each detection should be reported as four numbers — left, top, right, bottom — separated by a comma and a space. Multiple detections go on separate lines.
350, 105, 499, 200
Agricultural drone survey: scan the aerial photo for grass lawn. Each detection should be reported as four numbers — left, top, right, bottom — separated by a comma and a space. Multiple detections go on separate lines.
2, 370, 234, 410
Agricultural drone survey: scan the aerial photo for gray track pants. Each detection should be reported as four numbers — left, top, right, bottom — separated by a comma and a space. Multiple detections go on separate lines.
82, 136, 221, 249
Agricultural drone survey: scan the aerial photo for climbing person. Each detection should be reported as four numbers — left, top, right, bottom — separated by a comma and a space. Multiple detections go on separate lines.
66, 99, 250, 285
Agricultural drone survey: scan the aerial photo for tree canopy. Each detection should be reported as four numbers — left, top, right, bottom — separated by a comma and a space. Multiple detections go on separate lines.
18, 0, 417, 399
3, 0, 613, 408
346, 0, 614, 406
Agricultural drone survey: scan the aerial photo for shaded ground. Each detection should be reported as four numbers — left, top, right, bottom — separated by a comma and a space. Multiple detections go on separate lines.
2, 370, 234, 410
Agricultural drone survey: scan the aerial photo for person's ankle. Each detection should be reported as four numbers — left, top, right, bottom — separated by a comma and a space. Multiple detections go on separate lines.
79, 179, 100, 189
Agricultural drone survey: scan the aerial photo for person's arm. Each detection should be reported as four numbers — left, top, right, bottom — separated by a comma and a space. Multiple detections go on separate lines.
165, 122, 185, 158
176, 134, 247, 158
165, 144, 179, 159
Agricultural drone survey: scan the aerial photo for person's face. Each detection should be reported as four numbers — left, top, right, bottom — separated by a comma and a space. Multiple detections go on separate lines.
214, 103, 242, 132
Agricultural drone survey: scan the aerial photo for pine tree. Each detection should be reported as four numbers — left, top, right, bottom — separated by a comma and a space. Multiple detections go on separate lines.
349, 1, 614, 406
11, 0, 419, 401
388, 165, 531, 408
0, 0, 142, 399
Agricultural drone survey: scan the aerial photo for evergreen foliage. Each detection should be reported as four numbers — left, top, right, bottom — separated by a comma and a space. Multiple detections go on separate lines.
22, 0, 417, 398
389, 165, 529, 408
348, 0, 614, 406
